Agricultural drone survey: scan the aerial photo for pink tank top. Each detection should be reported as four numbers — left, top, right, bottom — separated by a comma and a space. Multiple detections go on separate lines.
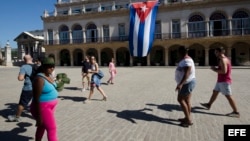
217, 57, 232, 84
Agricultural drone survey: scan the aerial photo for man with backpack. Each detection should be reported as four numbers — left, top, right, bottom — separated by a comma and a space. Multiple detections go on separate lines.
8, 54, 37, 122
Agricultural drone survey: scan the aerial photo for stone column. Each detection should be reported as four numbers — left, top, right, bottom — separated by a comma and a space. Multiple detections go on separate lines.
82, 5, 86, 13
147, 54, 150, 66
98, 49, 101, 65
165, 47, 169, 66
54, 8, 57, 16
130, 56, 133, 66
55, 29, 59, 45
227, 46, 232, 60
70, 50, 73, 66
34, 41, 39, 59
21, 44, 25, 59
205, 47, 209, 66
210, 21, 213, 37
228, 17, 232, 36
206, 21, 209, 37
112, 2, 116, 11
4, 41, 12, 66
83, 30, 86, 43
68, 7, 72, 15
69, 30, 72, 44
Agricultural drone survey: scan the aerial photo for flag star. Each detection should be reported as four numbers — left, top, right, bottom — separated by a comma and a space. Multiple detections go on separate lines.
141, 5, 148, 12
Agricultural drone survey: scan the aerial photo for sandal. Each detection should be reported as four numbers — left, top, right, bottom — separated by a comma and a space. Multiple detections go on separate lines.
179, 121, 193, 128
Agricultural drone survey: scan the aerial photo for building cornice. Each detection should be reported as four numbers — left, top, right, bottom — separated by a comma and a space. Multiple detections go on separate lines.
42, 0, 250, 23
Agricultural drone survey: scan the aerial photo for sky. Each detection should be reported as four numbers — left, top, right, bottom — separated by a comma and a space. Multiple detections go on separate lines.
0, 0, 55, 48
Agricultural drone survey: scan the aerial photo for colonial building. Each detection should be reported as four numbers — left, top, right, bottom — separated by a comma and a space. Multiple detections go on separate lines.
14, 30, 45, 61
42, 0, 250, 66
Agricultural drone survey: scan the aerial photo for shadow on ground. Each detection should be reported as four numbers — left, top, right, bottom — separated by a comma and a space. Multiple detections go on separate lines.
146, 103, 182, 112
146, 103, 226, 117
0, 103, 33, 121
0, 122, 33, 141
107, 108, 179, 126
58, 96, 86, 102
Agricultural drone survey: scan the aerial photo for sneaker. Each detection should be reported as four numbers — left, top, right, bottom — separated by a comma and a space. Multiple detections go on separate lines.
226, 111, 240, 118
200, 103, 211, 110
8, 115, 21, 122
81, 88, 85, 92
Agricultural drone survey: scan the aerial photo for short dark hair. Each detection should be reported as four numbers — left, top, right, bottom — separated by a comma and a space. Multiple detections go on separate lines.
215, 46, 225, 54
178, 46, 189, 55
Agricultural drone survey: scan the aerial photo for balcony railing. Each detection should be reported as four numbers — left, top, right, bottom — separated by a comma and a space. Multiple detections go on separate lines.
44, 28, 250, 45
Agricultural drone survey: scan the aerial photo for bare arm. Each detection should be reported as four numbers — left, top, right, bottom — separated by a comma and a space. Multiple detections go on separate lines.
211, 58, 227, 74
90, 63, 99, 73
18, 74, 25, 81
32, 76, 44, 126
175, 66, 191, 91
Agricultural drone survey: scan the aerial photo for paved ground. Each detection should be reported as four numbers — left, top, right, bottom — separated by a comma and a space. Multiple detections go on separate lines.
0, 66, 249, 141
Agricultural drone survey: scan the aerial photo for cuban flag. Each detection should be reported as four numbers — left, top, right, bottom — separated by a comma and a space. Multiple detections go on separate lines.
129, 0, 158, 57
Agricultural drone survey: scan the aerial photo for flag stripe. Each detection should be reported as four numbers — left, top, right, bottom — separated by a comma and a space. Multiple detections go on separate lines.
129, 1, 158, 57
129, 7, 136, 56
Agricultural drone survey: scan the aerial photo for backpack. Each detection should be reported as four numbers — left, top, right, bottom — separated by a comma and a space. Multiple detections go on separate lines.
26, 64, 40, 82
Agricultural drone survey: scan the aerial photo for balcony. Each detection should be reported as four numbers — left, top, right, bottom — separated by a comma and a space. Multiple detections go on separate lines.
44, 28, 250, 46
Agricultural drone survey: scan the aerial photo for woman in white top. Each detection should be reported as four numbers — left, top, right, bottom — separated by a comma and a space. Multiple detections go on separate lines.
175, 46, 196, 127
84, 56, 107, 103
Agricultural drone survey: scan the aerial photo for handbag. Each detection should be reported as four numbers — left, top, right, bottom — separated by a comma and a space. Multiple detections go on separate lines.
96, 70, 104, 79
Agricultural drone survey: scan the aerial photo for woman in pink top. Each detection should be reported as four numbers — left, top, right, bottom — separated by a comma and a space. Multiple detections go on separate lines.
107, 58, 117, 84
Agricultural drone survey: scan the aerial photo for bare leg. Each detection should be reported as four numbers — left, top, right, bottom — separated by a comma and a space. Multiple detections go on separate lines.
178, 95, 191, 123
96, 87, 107, 100
88, 87, 94, 100
208, 90, 220, 106
184, 94, 192, 115
16, 104, 24, 117
225, 95, 238, 112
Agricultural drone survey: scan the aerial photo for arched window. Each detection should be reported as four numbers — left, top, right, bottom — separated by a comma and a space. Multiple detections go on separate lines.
233, 11, 248, 18
72, 24, 83, 43
189, 15, 204, 22
209, 12, 228, 36
232, 10, 250, 35
188, 15, 206, 38
86, 23, 98, 43
59, 25, 70, 44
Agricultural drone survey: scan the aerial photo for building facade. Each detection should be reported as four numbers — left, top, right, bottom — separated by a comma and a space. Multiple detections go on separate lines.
42, 0, 250, 66
14, 30, 45, 61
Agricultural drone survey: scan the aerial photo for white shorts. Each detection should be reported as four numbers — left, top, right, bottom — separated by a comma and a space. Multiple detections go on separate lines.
214, 82, 232, 95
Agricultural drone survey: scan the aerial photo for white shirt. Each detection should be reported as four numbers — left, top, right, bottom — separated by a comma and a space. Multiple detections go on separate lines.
175, 57, 195, 84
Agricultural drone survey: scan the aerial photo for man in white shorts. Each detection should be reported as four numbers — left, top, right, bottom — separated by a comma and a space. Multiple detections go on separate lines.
200, 47, 240, 118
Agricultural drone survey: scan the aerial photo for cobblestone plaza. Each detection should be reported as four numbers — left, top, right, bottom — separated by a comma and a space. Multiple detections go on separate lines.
0, 66, 249, 141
